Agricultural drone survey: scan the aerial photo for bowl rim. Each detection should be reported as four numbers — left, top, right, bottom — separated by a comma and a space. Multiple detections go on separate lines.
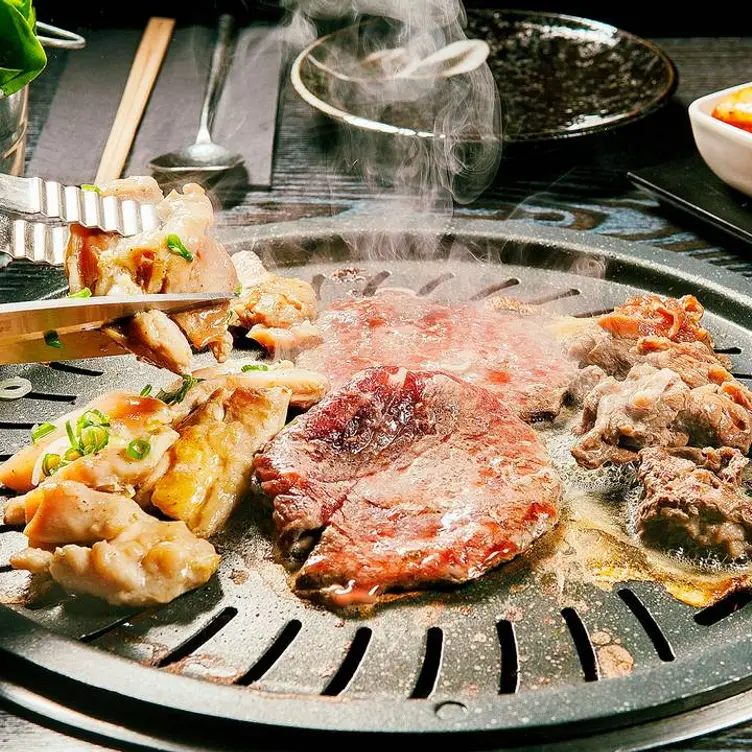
688, 80, 752, 146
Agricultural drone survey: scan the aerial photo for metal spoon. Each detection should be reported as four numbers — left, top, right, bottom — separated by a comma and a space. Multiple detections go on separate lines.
148, 14, 243, 175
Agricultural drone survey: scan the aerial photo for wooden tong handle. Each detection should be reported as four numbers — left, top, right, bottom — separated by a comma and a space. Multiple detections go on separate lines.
95, 17, 175, 185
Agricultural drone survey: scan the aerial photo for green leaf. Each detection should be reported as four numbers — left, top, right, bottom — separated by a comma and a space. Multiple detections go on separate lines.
165, 234, 193, 262
0, 1, 47, 97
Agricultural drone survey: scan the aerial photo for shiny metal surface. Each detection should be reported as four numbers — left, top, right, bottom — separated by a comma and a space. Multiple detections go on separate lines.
0, 88, 28, 179
0, 292, 231, 364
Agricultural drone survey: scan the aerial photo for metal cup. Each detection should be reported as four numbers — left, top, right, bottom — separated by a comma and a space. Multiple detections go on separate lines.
0, 22, 85, 177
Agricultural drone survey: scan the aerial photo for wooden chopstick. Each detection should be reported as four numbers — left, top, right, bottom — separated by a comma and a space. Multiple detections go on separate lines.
94, 17, 176, 185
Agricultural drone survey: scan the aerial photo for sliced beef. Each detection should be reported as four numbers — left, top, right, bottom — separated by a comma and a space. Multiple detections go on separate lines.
572, 364, 690, 468
634, 337, 733, 388
296, 290, 577, 422
566, 365, 608, 406
637, 446, 752, 560
682, 383, 752, 453
254, 366, 561, 607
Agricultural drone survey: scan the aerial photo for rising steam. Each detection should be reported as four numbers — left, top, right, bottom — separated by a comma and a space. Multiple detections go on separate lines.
284, 0, 501, 216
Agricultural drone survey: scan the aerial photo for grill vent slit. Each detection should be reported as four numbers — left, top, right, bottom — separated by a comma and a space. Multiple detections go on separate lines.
0, 565, 13, 574
321, 627, 373, 696
715, 346, 742, 354
695, 590, 752, 626
572, 308, 613, 319
0, 421, 34, 429
0, 525, 19, 534
235, 619, 303, 686
527, 288, 581, 306
0, 454, 12, 462
157, 607, 238, 668
310, 273, 326, 299
617, 589, 675, 661
417, 272, 455, 296
24, 391, 77, 404
48, 362, 104, 377
361, 271, 391, 296
561, 608, 599, 682
468, 278, 519, 301
80, 614, 140, 643
496, 620, 520, 694
410, 627, 444, 699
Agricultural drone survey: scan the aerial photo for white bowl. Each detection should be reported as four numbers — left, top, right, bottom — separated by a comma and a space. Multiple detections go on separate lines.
688, 81, 752, 198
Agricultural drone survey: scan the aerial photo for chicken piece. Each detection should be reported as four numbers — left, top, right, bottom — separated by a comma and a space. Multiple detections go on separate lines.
148, 386, 291, 537
572, 364, 691, 469
247, 322, 324, 357
633, 337, 733, 388
9, 481, 219, 606
98, 175, 163, 204
65, 179, 239, 369
103, 310, 193, 374
637, 446, 752, 560
0, 392, 171, 494
166, 360, 329, 420
682, 383, 752, 453
598, 294, 714, 349
231, 250, 320, 357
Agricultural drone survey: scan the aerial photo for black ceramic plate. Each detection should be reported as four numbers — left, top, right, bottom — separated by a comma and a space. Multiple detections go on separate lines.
629, 153, 752, 247
291, 9, 678, 144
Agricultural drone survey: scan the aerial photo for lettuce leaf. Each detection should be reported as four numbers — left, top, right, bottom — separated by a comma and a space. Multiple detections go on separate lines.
0, 0, 46, 97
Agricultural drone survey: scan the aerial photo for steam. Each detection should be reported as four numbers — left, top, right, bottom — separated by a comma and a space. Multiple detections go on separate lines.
283, 0, 501, 235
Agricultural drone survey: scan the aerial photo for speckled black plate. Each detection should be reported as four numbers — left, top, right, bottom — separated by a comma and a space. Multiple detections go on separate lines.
291, 9, 678, 144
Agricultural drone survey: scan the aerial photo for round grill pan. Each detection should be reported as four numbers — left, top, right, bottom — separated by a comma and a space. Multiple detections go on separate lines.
0, 217, 751, 750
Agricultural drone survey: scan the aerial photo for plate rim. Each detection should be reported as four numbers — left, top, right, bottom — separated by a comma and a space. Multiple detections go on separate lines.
290, 9, 679, 144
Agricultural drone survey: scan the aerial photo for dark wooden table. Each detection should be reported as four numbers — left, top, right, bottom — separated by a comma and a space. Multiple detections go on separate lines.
1, 34, 752, 752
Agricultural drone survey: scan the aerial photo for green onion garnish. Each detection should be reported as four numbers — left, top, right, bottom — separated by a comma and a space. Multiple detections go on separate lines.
140, 385, 153, 397
241, 364, 270, 372
31, 422, 56, 442
234, 282, 243, 296
80, 425, 109, 455
41, 453, 62, 477
77, 409, 110, 431
166, 234, 193, 262
64, 447, 82, 462
126, 438, 150, 460
65, 420, 78, 450
80, 184, 101, 193
156, 374, 202, 405
67, 287, 92, 298
44, 330, 63, 349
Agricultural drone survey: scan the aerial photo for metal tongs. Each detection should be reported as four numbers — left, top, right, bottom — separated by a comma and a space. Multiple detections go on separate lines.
0, 173, 160, 265
0, 293, 232, 365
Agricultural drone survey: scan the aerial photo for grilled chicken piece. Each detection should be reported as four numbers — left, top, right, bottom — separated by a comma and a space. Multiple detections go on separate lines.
9, 481, 219, 606
169, 360, 329, 419
0, 392, 171, 494
572, 364, 691, 468
103, 309, 193, 374
231, 250, 322, 357
148, 386, 291, 537
65, 178, 239, 370
636, 446, 752, 560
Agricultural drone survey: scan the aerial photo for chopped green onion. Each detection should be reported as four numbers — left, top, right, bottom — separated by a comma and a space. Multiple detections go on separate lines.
44, 330, 63, 349
80, 184, 102, 193
126, 438, 151, 461
140, 384, 153, 397
64, 447, 82, 462
65, 420, 78, 450
31, 422, 56, 442
77, 409, 110, 431
234, 282, 243, 296
41, 453, 62, 477
166, 234, 193, 262
80, 425, 109, 455
156, 374, 202, 405
67, 287, 92, 299
241, 363, 270, 372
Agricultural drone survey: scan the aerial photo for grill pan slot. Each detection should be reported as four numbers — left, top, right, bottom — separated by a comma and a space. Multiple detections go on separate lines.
618, 588, 676, 662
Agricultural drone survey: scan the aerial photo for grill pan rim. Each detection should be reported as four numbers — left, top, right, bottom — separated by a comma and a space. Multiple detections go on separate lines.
2, 216, 752, 746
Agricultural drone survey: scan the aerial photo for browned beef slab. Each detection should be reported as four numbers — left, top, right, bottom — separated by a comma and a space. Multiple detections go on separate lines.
255, 366, 562, 607
637, 446, 752, 560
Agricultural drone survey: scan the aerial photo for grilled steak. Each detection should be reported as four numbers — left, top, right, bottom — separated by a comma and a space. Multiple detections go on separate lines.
295, 290, 576, 422
637, 446, 752, 560
255, 366, 562, 607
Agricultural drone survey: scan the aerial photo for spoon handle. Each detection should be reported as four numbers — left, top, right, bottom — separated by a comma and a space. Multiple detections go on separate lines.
196, 14, 236, 144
